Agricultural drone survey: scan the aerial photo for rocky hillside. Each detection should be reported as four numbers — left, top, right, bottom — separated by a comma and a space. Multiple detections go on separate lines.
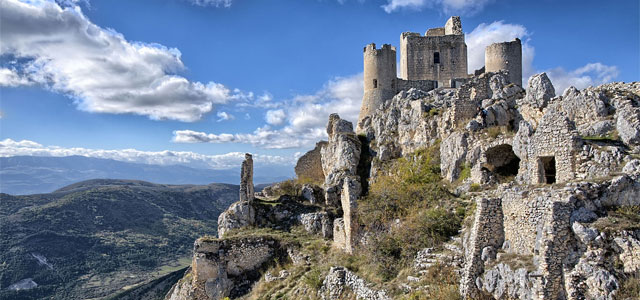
165, 73, 640, 300
0, 179, 238, 300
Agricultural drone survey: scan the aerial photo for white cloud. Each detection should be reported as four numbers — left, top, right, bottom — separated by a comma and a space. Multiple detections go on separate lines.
265, 109, 286, 125
466, 21, 618, 94
188, 0, 232, 7
216, 111, 235, 122
0, 0, 248, 122
174, 73, 364, 149
0, 138, 292, 169
0, 67, 32, 87
382, 0, 493, 14
545, 63, 620, 95
466, 21, 535, 80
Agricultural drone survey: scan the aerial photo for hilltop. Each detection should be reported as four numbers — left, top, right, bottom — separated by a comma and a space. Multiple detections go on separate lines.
0, 179, 238, 300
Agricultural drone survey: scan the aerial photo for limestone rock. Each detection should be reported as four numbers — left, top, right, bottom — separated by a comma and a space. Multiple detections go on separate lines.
521, 72, 555, 109
321, 114, 361, 206
217, 201, 255, 238
622, 159, 640, 174
572, 222, 599, 245
298, 212, 333, 239
613, 232, 640, 273
440, 132, 468, 182
615, 97, 640, 146
300, 184, 323, 204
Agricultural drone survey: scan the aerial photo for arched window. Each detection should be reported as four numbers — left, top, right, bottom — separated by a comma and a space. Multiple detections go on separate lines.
373, 79, 378, 88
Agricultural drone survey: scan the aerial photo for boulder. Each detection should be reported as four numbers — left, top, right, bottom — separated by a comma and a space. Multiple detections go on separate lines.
217, 201, 255, 238
521, 73, 555, 109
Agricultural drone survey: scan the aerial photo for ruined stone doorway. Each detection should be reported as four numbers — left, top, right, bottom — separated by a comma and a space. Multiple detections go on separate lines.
540, 156, 556, 184
484, 144, 520, 182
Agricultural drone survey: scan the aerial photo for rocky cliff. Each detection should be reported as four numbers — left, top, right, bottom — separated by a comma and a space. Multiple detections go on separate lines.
166, 73, 640, 300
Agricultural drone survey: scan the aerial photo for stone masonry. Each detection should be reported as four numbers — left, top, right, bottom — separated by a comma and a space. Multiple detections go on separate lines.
239, 153, 254, 203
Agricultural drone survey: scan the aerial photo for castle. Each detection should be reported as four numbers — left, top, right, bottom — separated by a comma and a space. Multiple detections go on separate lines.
358, 16, 523, 126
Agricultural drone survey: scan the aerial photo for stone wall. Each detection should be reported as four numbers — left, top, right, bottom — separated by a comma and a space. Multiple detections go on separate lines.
295, 141, 327, 183
396, 78, 436, 93
399, 32, 468, 88
485, 39, 523, 86
461, 197, 504, 299
239, 153, 254, 203
525, 110, 581, 184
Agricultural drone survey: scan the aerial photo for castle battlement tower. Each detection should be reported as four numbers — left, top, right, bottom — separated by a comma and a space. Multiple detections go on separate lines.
359, 43, 397, 126
485, 38, 523, 86
400, 16, 468, 88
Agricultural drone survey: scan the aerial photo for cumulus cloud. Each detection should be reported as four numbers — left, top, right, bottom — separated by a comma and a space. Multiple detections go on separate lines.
382, 0, 493, 14
545, 63, 620, 95
0, 0, 247, 122
0, 67, 32, 87
466, 21, 535, 80
265, 109, 286, 125
0, 138, 292, 169
216, 111, 235, 122
174, 73, 363, 149
188, 0, 232, 7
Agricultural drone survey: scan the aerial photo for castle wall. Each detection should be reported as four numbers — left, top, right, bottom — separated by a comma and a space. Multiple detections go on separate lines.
359, 44, 397, 126
295, 141, 327, 183
396, 79, 436, 92
399, 32, 467, 88
485, 39, 523, 86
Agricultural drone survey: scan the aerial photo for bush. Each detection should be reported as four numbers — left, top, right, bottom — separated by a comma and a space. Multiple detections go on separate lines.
358, 142, 464, 282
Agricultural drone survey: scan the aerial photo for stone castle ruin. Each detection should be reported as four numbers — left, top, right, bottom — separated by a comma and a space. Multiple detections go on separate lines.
169, 16, 640, 300
358, 16, 523, 126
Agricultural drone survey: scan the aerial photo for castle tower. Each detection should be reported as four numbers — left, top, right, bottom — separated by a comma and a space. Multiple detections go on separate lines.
358, 43, 397, 127
400, 16, 468, 88
485, 38, 523, 86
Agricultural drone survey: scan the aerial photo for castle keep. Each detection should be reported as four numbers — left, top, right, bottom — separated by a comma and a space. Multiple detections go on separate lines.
358, 16, 524, 127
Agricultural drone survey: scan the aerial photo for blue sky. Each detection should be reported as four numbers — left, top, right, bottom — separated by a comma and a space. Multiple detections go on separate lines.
0, 0, 638, 175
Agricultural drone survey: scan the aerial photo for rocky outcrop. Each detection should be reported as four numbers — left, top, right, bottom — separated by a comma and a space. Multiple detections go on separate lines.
217, 201, 255, 238
298, 212, 333, 239
321, 114, 361, 206
166, 236, 284, 300
521, 72, 555, 110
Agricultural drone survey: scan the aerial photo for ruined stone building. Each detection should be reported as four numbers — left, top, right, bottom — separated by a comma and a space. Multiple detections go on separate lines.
358, 16, 524, 127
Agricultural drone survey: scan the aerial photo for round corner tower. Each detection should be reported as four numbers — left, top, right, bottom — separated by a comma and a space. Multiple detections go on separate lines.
485, 38, 522, 86
358, 43, 397, 127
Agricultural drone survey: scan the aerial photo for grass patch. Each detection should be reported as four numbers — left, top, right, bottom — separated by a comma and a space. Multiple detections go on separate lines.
592, 205, 640, 233
581, 130, 620, 142
400, 264, 461, 300
617, 271, 640, 300
357, 142, 467, 282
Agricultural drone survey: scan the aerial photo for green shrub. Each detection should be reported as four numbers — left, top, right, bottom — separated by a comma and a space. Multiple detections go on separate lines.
458, 163, 471, 182
357, 141, 465, 282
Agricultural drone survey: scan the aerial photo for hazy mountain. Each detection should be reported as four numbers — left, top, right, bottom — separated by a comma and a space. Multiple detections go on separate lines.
0, 179, 238, 300
0, 156, 291, 195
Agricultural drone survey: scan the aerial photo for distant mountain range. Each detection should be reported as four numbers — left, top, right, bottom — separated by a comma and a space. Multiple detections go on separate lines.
0, 156, 291, 195
0, 179, 239, 300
